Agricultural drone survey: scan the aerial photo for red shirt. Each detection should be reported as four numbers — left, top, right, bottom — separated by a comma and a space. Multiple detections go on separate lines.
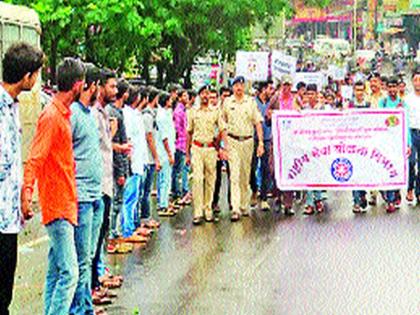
23, 97, 78, 226
279, 93, 293, 110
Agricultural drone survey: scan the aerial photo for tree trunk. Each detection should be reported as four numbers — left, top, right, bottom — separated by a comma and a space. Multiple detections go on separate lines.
157, 62, 165, 88
50, 38, 58, 84
85, 28, 94, 63
183, 63, 193, 89
142, 57, 150, 84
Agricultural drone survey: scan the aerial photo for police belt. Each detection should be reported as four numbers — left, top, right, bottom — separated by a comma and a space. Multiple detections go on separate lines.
228, 133, 253, 141
192, 140, 216, 148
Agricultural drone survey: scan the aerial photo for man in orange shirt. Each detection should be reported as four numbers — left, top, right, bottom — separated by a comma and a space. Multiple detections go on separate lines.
22, 58, 85, 315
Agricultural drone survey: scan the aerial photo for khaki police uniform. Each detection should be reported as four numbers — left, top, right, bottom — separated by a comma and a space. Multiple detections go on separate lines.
188, 106, 225, 219
368, 91, 385, 109
222, 95, 263, 215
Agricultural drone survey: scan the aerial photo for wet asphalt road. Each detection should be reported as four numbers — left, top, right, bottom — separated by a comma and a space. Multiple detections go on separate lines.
105, 190, 418, 315
12, 188, 419, 315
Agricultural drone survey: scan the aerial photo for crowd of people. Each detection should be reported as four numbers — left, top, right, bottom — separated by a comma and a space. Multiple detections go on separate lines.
1, 41, 419, 315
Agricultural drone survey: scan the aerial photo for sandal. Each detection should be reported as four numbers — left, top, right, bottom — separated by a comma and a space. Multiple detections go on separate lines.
100, 273, 123, 283
135, 227, 152, 237
158, 208, 176, 217
101, 278, 122, 289
120, 235, 149, 243
94, 307, 109, 315
315, 200, 324, 213
92, 292, 113, 306
142, 220, 160, 229
169, 205, 179, 215
303, 206, 315, 215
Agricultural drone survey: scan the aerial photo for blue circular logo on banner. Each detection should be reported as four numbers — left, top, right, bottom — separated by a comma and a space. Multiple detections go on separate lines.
331, 158, 353, 182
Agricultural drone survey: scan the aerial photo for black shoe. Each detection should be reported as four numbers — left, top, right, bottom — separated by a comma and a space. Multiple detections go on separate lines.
192, 217, 203, 226
360, 196, 368, 209
213, 204, 221, 214
352, 204, 361, 214
214, 214, 220, 223
204, 213, 215, 222
284, 207, 295, 216
231, 212, 240, 222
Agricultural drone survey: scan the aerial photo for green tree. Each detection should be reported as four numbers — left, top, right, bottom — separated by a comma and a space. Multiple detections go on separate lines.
8, 0, 333, 85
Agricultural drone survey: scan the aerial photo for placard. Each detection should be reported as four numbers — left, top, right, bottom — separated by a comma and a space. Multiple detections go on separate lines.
293, 72, 325, 91
272, 51, 297, 79
235, 51, 269, 82
341, 85, 353, 100
272, 109, 407, 190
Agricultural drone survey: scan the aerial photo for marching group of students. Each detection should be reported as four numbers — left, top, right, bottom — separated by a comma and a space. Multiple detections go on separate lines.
1, 41, 420, 315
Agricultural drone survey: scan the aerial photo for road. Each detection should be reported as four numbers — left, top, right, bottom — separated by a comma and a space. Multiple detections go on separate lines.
11, 189, 419, 315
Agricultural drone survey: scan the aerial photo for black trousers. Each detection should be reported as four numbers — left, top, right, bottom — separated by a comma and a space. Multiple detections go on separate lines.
0, 233, 18, 315
213, 160, 231, 208
92, 194, 111, 289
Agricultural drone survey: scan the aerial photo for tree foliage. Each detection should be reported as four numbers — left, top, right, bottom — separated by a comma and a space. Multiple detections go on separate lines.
8, 0, 331, 86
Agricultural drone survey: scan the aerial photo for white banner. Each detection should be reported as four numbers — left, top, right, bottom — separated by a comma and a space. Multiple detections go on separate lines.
191, 64, 212, 90
292, 72, 325, 91
272, 109, 408, 190
341, 85, 353, 100
327, 65, 347, 81
235, 51, 269, 82
272, 51, 297, 78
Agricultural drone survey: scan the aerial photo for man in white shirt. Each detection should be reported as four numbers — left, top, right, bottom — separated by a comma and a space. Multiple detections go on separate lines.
406, 68, 420, 203
0, 42, 43, 315
121, 87, 150, 242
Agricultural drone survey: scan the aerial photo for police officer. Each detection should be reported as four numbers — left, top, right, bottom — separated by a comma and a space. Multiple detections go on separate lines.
186, 85, 227, 225
223, 76, 264, 222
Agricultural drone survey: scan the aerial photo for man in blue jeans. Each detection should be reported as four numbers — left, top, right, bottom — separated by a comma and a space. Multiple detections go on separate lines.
91, 69, 120, 293
121, 87, 150, 240
250, 81, 282, 212
350, 81, 371, 213
379, 76, 411, 213
70, 64, 104, 314
139, 88, 161, 228
23, 58, 85, 315
106, 80, 131, 239
405, 69, 420, 204
172, 90, 189, 206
